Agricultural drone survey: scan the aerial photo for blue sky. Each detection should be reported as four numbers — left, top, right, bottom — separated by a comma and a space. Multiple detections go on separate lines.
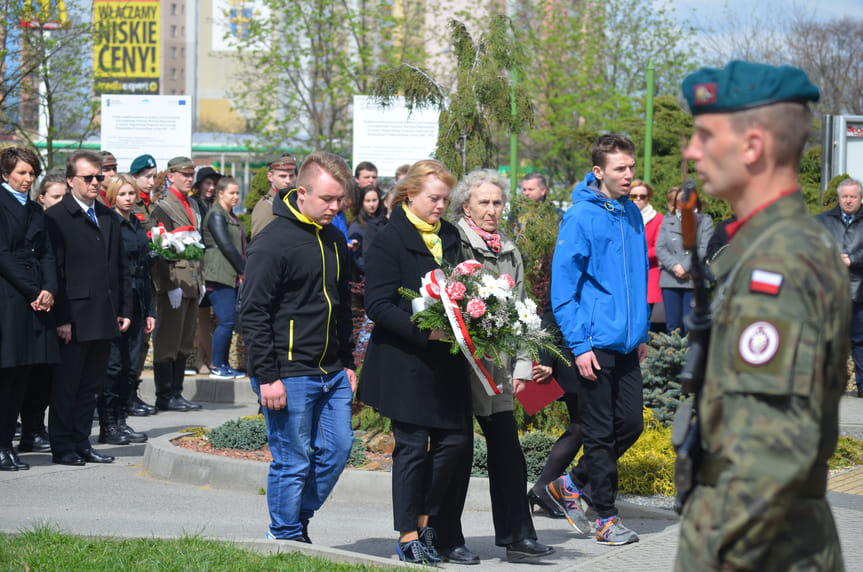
668, 0, 863, 27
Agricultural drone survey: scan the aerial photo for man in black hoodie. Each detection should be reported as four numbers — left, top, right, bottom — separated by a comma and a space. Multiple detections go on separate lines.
240, 151, 356, 543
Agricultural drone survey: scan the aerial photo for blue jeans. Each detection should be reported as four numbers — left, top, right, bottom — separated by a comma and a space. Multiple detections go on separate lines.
209, 284, 236, 368
250, 370, 354, 539
662, 287, 694, 335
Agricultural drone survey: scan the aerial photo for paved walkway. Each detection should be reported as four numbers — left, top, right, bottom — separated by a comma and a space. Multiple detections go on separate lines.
2, 377, 863, 570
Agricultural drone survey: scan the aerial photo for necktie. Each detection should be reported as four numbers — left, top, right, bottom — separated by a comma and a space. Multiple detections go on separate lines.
87, 206, 99, 227
845, 214, 853, 227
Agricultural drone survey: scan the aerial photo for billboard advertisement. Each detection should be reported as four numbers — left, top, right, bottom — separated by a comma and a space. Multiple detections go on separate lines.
93, 0, 160, 94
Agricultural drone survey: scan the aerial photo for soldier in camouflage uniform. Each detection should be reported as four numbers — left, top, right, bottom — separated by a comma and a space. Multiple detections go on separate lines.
676, 61, 848, 570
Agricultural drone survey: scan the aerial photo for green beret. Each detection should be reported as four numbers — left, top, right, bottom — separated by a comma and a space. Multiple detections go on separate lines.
167, 156, 195, 171
129, 154, 156, 175
681, 60, 819, 115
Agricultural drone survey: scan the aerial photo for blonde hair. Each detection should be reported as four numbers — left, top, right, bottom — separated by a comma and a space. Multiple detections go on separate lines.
391, 160, 456, 208
296, 151, 352, 194
105, 173, 140, 206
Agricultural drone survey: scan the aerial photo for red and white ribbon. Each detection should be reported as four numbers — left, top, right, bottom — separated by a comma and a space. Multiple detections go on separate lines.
417, 269, 501, 396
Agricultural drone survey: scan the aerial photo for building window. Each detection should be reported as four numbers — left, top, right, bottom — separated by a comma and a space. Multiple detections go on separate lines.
170, 47, 176, 59
181, 47, 185, 57
170, 68, 176, 80
171, 3, 176, 15
170, 25, 177, 38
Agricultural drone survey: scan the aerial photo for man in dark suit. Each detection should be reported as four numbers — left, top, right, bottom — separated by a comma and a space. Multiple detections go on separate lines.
45, 150, 132, 466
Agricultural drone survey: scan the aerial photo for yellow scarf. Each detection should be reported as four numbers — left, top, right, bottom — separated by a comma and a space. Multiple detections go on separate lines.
283, 189, 322, 230
402, 203, 442, 263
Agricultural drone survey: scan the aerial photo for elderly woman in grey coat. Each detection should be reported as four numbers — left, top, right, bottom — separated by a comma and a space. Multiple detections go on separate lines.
448, 169, 554, 563
655, 187, 714, 334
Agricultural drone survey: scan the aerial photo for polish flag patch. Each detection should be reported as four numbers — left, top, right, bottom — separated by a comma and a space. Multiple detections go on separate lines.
750, 270, 783, 295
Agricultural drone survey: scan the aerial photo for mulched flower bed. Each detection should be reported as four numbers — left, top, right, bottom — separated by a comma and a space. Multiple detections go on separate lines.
172, 434, 393, 470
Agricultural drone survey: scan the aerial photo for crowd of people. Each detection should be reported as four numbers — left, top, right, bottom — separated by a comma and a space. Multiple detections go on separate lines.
0, 59, 850, 570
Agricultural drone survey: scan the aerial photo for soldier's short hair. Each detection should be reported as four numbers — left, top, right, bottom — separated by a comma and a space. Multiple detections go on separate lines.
66, 150, 102, 180
297, 151, 352, 195
729, 102, 812, 168
591, 134, 636, 170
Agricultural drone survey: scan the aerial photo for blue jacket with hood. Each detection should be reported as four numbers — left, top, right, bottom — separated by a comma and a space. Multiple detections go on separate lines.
551, 171, 650, 357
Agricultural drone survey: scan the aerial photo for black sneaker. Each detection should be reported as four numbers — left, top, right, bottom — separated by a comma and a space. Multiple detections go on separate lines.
397, 539, 430, 564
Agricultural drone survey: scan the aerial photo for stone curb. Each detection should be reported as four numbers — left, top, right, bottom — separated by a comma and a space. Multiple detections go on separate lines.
143, 433, 678, 519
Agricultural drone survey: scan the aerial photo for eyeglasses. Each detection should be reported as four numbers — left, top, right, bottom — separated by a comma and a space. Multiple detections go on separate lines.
76, 174, 105, 183
630, 194, 649, 200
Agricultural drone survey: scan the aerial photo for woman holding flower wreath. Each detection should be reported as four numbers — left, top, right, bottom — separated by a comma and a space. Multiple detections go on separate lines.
357, 160, 475, 565
449, 169, 554, 562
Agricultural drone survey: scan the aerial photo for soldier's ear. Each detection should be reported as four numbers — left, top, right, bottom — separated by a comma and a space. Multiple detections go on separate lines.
741, 128, 766, 167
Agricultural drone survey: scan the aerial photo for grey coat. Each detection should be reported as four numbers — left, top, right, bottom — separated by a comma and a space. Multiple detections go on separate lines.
816, 205, 863, 302
456, 218, 532, 417
656, 212, 714, 289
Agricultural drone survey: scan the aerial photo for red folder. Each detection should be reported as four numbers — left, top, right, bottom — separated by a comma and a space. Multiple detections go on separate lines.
516, 377, 565, 416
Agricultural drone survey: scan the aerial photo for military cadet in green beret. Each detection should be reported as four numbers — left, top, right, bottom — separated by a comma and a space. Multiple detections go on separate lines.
675, 60, 848, 570
149, 156, 205, 412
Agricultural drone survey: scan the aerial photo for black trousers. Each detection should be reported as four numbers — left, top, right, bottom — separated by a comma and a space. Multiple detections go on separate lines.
569, 348, 643, 519
391, 419, 472, 546
101, 308, 145, 410
0, 366, 31, 448
476, 411, 536, 545
19, 364, 54, 435
49, 340, 110, 456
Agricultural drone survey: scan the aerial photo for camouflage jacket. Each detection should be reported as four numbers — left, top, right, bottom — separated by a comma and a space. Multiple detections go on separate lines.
678, 191, 848, 570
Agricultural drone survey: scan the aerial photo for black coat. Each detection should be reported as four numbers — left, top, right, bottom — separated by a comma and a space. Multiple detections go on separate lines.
816, 206, 863, 302
45, 194, 132, 342
357, 205, 471, 429
0, 190, 59, 368
118, 214, 156, 320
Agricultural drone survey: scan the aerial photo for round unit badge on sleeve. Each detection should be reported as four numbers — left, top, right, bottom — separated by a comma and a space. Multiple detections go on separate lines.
738, 321, 780, 366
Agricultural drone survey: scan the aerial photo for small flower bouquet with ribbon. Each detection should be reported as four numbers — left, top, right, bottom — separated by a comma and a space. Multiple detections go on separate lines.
400, 260, 567, 396
147, 223, 204, 261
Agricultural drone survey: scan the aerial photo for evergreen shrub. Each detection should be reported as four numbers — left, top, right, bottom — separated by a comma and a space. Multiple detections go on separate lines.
520, 431, 556, 482
471, 436, 488, 477
208, 416, 268, 451
641, 330, 689, 426
617, 409, 676, 496
347, 437, 367, 467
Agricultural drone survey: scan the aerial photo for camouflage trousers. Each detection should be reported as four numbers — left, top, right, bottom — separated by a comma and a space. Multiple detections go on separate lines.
675, 485, 844, 571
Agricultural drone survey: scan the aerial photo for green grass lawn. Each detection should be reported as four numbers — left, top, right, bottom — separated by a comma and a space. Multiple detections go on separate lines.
0, 527, 385, 571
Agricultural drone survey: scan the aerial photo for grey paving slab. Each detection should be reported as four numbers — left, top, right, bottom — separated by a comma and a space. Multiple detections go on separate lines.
3, 392, 863, 569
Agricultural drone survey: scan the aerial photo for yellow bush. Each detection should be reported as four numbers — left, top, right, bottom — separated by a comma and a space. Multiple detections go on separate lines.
618, 408, 676, 496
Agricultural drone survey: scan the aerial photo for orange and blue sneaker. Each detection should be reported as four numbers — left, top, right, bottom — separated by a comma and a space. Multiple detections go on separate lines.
546, 476, 591, 534
595, 516, 639, 546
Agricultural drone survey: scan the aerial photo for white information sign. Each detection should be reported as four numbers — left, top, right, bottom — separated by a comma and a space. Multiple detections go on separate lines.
352, 95, 440, 178
100, 95, 193, 172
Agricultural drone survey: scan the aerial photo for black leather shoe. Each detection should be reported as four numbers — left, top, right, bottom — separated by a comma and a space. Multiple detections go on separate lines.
157, 397, 190, 412
78, 448, 115, 463
52, 452, 85, 466
439, 545, 480, 565
18, 430, 52, 453
505, 538, 555, 562
125, 402, 150, 417
118, 422, 148, 443
1, 448, 20, 471
175, 396, 202, 411
528, 488, 565, 518
98, 425, 131, 445
7, 448, 29, 470
133, 395, 158, 415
